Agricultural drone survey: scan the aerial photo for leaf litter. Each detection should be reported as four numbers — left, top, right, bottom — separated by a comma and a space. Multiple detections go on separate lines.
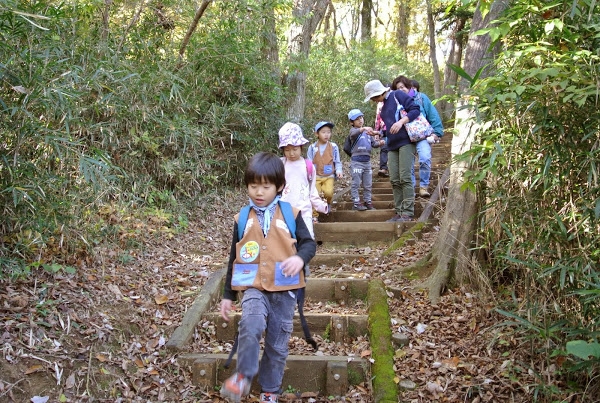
0, 189, 558, 402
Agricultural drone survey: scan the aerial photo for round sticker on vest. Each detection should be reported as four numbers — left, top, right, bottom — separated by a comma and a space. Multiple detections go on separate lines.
240, 241, 260, 262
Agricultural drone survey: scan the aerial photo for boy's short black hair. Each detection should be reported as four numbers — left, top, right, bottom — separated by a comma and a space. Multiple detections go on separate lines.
244, 152, 286, 193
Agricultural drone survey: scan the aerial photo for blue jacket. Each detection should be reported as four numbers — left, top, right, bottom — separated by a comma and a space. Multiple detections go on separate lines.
378, 90, 421, 151
414, 92, 444, 137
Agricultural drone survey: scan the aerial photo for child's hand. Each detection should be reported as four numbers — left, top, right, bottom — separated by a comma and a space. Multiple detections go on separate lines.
281, 255, 305, 278
220, 299, 234, 321
336, 172, 343, 179
379, 139, 385, 146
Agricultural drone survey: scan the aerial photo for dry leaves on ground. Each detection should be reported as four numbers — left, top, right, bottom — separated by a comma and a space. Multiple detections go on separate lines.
0, 189, 569, 402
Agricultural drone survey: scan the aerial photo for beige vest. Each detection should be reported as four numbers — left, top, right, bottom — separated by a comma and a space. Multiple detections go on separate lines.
312, 142, 335, 177
232, 206, 305, 292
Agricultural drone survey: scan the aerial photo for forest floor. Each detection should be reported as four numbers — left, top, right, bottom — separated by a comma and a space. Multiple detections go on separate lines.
0, 186, 586, 403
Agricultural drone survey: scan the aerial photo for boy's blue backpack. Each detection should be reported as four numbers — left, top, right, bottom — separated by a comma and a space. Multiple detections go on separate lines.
224, 200, 317, 368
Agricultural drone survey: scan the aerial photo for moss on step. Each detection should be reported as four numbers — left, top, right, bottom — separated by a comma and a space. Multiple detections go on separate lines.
382, 221, 427, 256
368, 279, 397, 402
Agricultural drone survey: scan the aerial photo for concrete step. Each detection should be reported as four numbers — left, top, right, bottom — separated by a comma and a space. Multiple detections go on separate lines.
202, 311, 368, 342
311, 253, 364, 266
179, 353, 368, 396
314, 221, 415, 245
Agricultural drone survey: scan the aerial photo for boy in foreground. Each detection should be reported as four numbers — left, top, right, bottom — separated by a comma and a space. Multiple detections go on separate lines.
219, 152, 317, 403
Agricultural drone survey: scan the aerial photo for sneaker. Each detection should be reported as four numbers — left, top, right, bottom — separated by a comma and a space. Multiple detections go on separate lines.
353, 202, 367, 211
378, 169, 389, 177
365, 201, 376, 210
220, 373, 251, 402
260, 392, 279, 402
419, 188, 431, 197
386, 214, 413, 222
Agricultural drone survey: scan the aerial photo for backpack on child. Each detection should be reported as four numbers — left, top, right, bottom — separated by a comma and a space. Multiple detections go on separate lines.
343, 134, 360, 156
224, 200, 317, 368
304, 158, 313, 181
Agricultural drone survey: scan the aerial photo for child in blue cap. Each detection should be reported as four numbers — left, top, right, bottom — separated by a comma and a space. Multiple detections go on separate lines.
306, 121, 343, 222
347, 109, 385, 211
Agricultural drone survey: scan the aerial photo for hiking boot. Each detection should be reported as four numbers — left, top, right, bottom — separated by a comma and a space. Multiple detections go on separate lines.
220, 373, 251, 402
353, 202, 367, 211
365, 201, 376, 210
260, 392, 279, 402
386, 214, 413, 222
378, 169, 389, 177
419, 188, 431, 197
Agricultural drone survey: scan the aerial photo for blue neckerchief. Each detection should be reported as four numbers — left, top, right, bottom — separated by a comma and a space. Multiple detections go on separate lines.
249, 195, 280, 237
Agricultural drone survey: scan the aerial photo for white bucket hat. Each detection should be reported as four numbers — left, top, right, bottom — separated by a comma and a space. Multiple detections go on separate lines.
363, 80, 389, 102
278, 122, 309, 148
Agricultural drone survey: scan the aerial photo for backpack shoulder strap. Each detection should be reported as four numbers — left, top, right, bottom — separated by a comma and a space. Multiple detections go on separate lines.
278, 199, 316, 350
237, 205, 251, 240
304, 159, 313, 182
351, 132, 361, 153
278, 201, 296, 239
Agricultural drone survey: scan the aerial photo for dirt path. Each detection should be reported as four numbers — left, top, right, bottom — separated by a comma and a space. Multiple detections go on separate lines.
0, 187, 552, 402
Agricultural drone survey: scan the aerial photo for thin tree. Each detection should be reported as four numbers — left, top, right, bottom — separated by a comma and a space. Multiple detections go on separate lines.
178, 0, 213, 61
284, 0, 329, 122
425, 0, 441, 98
361, 0, 372, 41
260, 0, 280, 68
436, 5, 474, 120
395, 0, 410, 50
423, 0, 509, 303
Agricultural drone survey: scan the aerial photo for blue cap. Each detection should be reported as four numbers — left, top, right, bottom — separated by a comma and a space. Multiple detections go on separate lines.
348, 109, 364, 121
314, 121, 334, 133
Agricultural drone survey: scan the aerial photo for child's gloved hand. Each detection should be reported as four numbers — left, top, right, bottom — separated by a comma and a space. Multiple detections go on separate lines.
427, 135, 438, 144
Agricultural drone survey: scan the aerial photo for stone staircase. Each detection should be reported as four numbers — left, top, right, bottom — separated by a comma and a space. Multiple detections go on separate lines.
166, 135, 451, 400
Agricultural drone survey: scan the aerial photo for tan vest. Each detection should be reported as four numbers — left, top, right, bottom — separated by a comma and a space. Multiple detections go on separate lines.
312, 142, 335, 177
232, 206, 306, 292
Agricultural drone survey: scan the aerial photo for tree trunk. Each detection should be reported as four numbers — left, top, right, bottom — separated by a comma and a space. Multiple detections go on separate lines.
395, 0, 409, 50
425, 0, 440, 99
284, 0, 329, 122
260, 1, 279, 67
439, 16, 467, 120
360, 0, 372, 41
426, 0, 509, 303
178, 0, 213, 61
101, 0, 112, 41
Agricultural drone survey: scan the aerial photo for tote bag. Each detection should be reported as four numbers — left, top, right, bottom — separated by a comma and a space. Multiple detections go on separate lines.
394, 95, 433, 142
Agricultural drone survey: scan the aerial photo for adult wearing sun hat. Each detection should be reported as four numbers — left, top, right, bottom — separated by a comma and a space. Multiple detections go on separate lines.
364, 79, 421, 222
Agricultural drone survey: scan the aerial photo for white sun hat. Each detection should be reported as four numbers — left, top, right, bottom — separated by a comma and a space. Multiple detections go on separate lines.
363, 79, 389, 102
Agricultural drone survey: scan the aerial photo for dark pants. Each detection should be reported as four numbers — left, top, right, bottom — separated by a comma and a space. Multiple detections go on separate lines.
379, 132, 388, 170
379, 144, 388, 170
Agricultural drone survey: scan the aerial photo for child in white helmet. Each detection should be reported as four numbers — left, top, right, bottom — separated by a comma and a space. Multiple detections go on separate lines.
278, 122, 329, 238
